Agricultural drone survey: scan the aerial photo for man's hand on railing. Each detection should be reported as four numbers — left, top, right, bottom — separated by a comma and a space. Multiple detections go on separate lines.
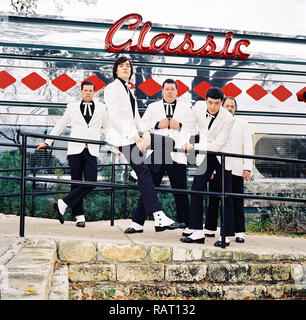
36, 142, 48, 150
182, 143, 194, 156
242, 170, 251, 179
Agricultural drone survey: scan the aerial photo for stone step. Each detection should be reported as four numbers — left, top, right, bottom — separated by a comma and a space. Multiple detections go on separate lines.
57, 240, 306, 264
69, 281, 306, 300
1, 239, 57, 300
66, 261, 305, 284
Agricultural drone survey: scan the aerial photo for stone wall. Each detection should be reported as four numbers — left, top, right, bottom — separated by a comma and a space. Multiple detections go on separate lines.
57, 240, 306, 300
1, 238, 305, 300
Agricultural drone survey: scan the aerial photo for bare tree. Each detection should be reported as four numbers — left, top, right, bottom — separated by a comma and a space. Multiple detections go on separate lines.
10, 0, 38, 13
10, 0, 97, 14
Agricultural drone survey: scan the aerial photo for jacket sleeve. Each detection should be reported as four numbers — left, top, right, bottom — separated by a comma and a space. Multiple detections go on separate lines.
104, 84, 138, 138
242, 120, 253, 171
44, 108, 71, 146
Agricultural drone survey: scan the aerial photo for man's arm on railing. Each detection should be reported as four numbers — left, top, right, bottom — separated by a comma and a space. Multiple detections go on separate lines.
37, 109, 71, 150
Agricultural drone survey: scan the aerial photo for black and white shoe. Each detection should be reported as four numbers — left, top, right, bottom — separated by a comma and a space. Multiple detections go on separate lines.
128, 170, 138, 182
76, 221, 85, 228
153, 211, 176, 232
168, 222, 187, 230
53, 201, 65, 224
124, 222, 144, 234
214, 237, 231, 247
182, 227, 195, 237
235, 233, 245, 243
75, 215, 85, 228
204, 228, 216, 237
180, 230, 205, 244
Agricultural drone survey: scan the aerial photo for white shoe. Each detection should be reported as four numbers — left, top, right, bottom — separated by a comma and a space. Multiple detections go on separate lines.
58, 199, 68, 215
153, 211, 175, 232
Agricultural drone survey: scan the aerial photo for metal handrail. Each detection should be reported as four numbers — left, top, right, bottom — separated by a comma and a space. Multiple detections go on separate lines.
1, 132, 305, 248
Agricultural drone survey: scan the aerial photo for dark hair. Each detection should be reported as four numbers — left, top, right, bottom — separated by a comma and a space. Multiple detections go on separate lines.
162, 78, 177, 89
222, 96, 238, 110
206, 87, 224, 101
81, 81, 95, 91
112, 55, 133, 80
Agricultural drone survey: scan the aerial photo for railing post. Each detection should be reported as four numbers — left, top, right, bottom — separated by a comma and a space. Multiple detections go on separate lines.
221, 154, 226, 249
31, 167, 37, 217
123, 164, 128, 219
110, 153, 115, 226
19, 134, 27, 237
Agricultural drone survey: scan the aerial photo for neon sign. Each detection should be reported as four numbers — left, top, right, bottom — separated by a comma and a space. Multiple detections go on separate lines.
105, 13, 250, 59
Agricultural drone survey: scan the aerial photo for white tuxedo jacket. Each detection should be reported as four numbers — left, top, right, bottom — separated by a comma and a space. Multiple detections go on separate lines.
142, 99, 193, 164
191, 101, 235, 170
45, 100, 108, 157
103, 78, 147, 147
229, 117, 253, 176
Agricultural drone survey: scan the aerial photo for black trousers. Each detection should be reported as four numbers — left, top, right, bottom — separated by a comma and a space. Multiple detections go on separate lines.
189, 154, 234, 236
207, 174, 245, 233
63, 148, 97, 216
133, 162, 189, 225
120, 134, 166, 220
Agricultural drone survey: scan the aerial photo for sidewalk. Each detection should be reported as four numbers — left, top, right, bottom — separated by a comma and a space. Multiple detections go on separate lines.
0, 213, 305, 256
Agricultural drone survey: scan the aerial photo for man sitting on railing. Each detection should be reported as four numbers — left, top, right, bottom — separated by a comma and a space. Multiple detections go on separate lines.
181, 87, 235, 247
36, 81, 108, 228
124, 78, 194, 234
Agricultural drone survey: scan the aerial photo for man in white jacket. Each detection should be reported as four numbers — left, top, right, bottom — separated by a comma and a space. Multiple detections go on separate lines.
127, 79, 193, 231
37, 81, 108, 227
206, 97, 253, 243
181, 87, 235, 246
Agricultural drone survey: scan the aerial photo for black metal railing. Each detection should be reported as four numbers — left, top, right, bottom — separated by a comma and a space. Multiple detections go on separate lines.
1, 131, 305, 248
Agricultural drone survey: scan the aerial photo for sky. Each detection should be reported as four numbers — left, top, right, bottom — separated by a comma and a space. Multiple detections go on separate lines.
0, 0, 305, 36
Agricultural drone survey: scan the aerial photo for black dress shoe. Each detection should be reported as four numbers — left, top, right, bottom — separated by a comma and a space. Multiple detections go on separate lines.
235, 237, 245, 243
167, 222, 187, 230
180, 237, 205, 244
155, 226, 170, 232
182, 231, 192, 237
76, 221, 85, 228
214, 240, 230, 247
53, 201, 64, 224
205, 233, 216, 238
124, 227, 143, 234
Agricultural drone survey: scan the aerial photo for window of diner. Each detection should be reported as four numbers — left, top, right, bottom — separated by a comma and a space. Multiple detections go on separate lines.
254, 134, 306, 179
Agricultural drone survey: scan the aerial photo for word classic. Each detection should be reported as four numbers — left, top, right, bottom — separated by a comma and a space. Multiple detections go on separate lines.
105, 13, 251, 59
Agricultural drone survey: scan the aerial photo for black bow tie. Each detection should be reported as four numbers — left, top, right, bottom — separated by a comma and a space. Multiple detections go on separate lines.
206, 112, 215, 118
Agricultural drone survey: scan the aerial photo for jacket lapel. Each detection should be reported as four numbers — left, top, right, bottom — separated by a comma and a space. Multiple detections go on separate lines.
87, 100, 100, 126
115, 78, 134, 119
